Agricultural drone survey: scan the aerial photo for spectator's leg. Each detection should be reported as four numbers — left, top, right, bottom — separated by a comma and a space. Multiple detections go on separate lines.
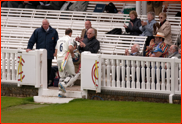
47, 59, 52, 87
2, 1, 8, 7
25, 4, 36, 9
7, 2, 19, 8
18, 4, 25, 8
154, 5, 162, 16
147, 3, 154, 13
37, 5, 54, 10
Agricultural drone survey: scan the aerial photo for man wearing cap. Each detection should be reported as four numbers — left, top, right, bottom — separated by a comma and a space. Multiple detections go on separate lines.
149, 32, 169, 58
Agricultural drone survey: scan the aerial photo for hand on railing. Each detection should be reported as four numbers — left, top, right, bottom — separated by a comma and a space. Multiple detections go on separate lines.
26, 49, 31, 52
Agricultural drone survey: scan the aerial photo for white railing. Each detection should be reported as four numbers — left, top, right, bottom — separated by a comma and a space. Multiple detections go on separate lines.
1, 8, 181, 26
81, 52, 181, 96
1, 49, 47, 89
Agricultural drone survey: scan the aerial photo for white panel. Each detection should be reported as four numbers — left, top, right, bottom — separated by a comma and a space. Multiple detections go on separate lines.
81, 52, 101, 93
17, 54, 36, 85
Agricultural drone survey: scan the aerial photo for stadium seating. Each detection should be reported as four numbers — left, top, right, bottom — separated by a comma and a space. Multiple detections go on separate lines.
165, 4, 181, 17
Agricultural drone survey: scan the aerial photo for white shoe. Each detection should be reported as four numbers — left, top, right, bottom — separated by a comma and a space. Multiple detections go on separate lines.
58, 82, 66, 93
66, 73, 80, 87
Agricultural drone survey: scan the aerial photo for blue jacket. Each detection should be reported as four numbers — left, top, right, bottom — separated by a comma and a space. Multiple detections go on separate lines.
27, 26, 58, 59
139, 19, 156, 36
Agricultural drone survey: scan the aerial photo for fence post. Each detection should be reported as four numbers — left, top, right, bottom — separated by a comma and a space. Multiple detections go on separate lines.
40, 49, 47, 89
35, 50, 41, 88
7, 53, 10, 80
169, 57, 175, 103
2, 52, 6, 80
12, 53, 16, 80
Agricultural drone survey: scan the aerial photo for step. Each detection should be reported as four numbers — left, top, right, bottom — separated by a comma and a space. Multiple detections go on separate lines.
38, 85, 87, 98
34, 96, 75, 104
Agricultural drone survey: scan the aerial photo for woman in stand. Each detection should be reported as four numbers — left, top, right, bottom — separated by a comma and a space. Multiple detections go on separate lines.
124, 10, 142, 35
156, 12, 172, 46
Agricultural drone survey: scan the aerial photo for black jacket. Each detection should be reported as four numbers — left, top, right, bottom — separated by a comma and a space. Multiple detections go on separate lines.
27, 26, 58, 59
125, 18, 142, 35
78, 36, 100, 53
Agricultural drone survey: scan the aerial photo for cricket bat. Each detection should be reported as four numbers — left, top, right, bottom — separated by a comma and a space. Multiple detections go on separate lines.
59, 50, 70, 72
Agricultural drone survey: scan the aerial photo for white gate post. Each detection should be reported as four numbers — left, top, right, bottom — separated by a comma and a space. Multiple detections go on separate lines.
136, 1, 141, 15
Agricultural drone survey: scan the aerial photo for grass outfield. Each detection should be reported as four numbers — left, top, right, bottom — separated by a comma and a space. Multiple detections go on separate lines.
1, 96, 181, 123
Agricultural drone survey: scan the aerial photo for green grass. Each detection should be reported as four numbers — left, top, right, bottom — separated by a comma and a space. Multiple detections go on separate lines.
1, 96, 181, 123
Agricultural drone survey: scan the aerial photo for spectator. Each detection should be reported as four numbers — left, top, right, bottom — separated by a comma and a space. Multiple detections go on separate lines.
149, 32, 169, 58
78, 28, 100, 53
147, 1, 163, 16
37, 1, 66, 10
139, 12, 156, 55
124, 10, 142, 35
176, 35, 181, 48
144, 39, 157, 57
18, 1, 40, 9
168, 45, 181, 58
81, 20, 97, 39
26, 19, 58, 87
139, 11, 156, 40
2, 1, 21, 8
156, 12, 172, 46
178, 44, 181, 55
125, 44, 142, 56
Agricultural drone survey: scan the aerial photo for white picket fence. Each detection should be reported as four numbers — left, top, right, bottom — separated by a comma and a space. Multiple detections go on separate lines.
81, 52, 181, 102
1, 49, 181, 103
1, 49, 47, 89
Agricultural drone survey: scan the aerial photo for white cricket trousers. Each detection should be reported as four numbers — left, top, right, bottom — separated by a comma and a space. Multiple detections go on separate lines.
57, 57, 75, 78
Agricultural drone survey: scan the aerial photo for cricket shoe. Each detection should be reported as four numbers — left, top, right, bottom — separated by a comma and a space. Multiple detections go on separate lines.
58, 82, 66, 93
66, 73, 80, 87
58, 93, 66, 98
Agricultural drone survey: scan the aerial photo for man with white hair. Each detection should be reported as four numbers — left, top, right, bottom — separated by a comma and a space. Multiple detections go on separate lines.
26, 19, 58, 87
78, 28, 100, 53
168, 45, 181, 58
125, 44, 142, 56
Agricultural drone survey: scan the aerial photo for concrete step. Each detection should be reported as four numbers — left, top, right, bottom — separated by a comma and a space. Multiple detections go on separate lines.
40, 87, 83, 98
34, 96, 75, 104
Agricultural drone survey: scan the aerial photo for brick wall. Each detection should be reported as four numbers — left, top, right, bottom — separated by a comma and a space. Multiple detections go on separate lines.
1, 82, 38, 97
88, 90, 181, 104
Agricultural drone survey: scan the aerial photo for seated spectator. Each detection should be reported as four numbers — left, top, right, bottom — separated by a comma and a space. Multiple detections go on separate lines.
2, 1, 21, 8
178, 45, 181, 55
168, 45, 181, 58
156, 12, 172, 46
18, 1, 40, 9
81, 20, 97, 39
125, 44, 142, 56
37, 1, 66, 10
145, 39, 157, 56
123, 10, 142, 35
176, 35, 181, 48
139, 11, 156, 46
149, 32, 169, 58
78, 28, 100, 53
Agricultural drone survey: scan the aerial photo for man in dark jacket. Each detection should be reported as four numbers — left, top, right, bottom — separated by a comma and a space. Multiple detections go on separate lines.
26, 19, 58, 87
78, 28, 100, 53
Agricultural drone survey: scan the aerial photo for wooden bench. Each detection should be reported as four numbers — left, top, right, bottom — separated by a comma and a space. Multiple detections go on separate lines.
2, 15, 180, 45
166, 4, 181, 17
98, 34, 147, 55
1, 8, 181, 26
